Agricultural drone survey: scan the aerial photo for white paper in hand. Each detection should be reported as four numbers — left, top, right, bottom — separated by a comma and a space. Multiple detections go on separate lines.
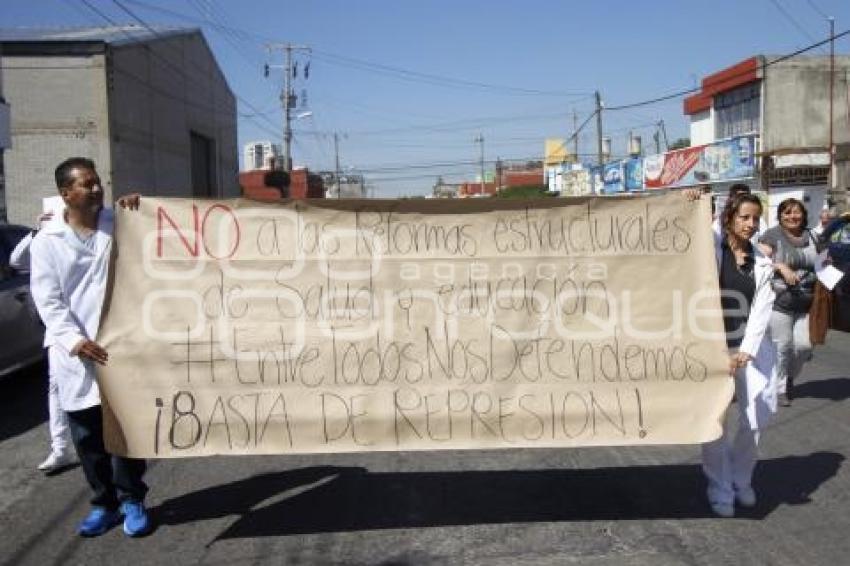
41, 196, 66, 229
815, 250, 845, 291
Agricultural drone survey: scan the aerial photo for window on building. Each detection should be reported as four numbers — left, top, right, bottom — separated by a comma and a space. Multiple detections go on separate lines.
714, 83, 760, 139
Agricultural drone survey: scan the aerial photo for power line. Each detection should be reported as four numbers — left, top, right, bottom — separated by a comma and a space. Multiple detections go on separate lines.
804, 0, 829, 19
352, 154, 566, 175
123, 0, 273, 42
98, 0, 850, 119
291, 120, 658, 150
309, 50, 592, 98
605, 28, 850, 112
64, 3, 246, 120
766, 0, 819, 44
83, 1, 218, 83
70, 0, 850, 189
122, 0, 592, 98
76, 0, 282, 137
125, 0, 284, 126
345, 108, 595, 136
540, 108, 599, 162
185, 0, 260, 67
364, 155, 633, 183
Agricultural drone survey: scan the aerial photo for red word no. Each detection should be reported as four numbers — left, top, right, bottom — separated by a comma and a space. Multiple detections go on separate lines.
156, 204, 242, 259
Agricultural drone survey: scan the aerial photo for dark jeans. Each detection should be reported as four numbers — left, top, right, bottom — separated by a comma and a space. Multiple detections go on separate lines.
66, 405, 148, 509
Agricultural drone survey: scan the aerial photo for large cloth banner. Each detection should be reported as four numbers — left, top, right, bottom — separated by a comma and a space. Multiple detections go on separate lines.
98, 193, 732, 458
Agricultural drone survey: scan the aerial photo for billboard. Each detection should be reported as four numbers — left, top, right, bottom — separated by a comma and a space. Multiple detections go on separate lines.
644, 135, 756, 189
589, 166, 604, 194
624, 158, 644, 192
545, 138, 570, 166
602, 162, 624, 194
561, 168, 593, 196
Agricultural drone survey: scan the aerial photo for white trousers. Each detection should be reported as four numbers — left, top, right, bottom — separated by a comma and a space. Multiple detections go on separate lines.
701, 368, 760, 505
47, 372, 71, 454
770, 310, 812, 395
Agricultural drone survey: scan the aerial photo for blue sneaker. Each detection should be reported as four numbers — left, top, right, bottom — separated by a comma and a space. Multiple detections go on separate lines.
121, 501, 151, 537
78, 506, 122, 537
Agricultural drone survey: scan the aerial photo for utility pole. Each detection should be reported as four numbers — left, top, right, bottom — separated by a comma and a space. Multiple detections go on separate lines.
474, 134, 485, 194
595, 91, 604, 166
266, 43, 311, 172
658, 119, 669, 151
334, 132, 341, 199
829, 16, 835, 191
572, 109, 579, 161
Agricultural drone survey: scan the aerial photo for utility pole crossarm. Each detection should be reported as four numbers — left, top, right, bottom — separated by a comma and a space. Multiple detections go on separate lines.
266, 43, 312, 172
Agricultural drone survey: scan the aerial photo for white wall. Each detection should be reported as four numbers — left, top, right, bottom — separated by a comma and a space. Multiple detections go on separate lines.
689, 109, 713, 146
766, 186, 827, 230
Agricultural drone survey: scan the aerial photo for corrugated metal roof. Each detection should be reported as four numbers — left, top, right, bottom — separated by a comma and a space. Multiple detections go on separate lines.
0, 25, 198, 46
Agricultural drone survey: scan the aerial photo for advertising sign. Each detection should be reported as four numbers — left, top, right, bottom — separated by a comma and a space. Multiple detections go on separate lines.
699, 136, 755, 182
645, 145, 706, 189
589, 166, 604, 195
561, 168, 593, 196
602, 162, 624, 194
624, 158, 644, 192
644, 136, 756, 189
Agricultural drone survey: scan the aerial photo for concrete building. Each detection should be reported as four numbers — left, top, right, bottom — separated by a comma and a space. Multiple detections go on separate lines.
243, 140, 281, 171
684, 55, 850, 221
501, 168, 545, 188
431, 177, 463, 198
319, 172, 366, 198
0, 26, 238, 226
458, 181, 496, 197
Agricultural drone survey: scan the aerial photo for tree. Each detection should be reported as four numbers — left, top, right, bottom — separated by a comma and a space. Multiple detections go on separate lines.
669, 137, 691, 150
496, 185, 553, 199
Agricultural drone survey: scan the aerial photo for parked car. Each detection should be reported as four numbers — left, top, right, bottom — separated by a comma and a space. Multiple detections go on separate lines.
0, 224, 45, 377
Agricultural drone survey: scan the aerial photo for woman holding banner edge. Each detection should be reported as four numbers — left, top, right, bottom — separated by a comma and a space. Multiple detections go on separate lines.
694, 191, 778, 518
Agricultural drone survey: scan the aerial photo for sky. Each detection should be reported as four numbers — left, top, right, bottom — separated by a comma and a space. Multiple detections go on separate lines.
3, 0, 849, 196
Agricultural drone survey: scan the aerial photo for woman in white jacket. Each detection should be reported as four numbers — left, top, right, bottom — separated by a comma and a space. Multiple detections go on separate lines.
10, 212, 78, 474
702, 193, 778, 518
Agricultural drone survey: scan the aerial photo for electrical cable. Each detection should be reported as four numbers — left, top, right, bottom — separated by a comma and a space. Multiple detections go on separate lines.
122, 0, 592, 98
77, 0, 282, 137
605, 28, 849, 111
804, 0, 829, 19
766, 0, 820, 44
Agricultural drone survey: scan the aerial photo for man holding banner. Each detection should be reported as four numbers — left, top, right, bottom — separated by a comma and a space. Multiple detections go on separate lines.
29, 157, 150, 538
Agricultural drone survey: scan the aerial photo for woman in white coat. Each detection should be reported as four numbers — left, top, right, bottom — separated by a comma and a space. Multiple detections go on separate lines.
9, 212, 78, 473
702, 193, 778, 518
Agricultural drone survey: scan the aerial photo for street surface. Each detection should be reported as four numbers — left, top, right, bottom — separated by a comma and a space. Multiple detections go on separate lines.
1, 331, 849, 565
